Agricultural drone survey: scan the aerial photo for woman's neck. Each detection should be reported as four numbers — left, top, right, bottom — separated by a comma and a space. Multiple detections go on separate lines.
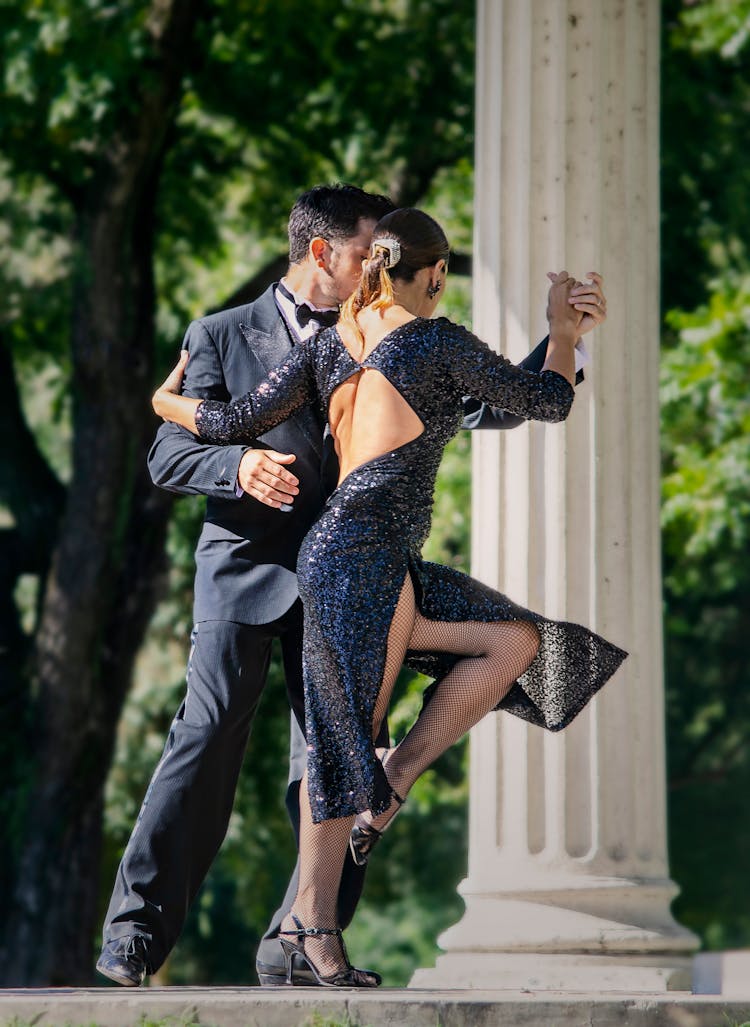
391, 279, 439, 319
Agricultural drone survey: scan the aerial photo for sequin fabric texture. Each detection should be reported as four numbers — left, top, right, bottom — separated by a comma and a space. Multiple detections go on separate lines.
195, 317, 627, 823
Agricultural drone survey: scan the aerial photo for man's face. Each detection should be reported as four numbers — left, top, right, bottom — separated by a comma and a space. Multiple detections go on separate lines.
327, 218, 377, 303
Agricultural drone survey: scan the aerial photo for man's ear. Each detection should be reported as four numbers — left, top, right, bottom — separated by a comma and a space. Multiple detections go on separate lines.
310, 236, 330, 269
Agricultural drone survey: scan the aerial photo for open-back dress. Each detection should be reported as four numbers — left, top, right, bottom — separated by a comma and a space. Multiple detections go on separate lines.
194, 317, 627, 823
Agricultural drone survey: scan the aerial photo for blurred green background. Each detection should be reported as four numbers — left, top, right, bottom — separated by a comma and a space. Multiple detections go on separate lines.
1, 0, 749, 986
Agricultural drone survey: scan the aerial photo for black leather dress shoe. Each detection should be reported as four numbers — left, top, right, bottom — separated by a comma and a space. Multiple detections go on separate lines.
96, 935, 149, 987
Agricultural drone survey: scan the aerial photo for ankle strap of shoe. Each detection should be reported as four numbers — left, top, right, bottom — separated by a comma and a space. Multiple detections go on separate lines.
295, 925, 341, 937
280, 914, 341, 939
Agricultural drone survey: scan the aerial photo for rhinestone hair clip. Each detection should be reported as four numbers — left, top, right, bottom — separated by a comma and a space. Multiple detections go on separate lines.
370, 238, 401, 269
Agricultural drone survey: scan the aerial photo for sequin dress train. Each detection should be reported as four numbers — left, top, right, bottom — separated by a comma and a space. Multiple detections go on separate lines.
195, 317, 627, 823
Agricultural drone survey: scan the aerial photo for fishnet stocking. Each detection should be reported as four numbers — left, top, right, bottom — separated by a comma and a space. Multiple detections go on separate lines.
280, 774, 354, 975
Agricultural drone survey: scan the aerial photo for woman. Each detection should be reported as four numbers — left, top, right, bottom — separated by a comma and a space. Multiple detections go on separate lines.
153, 208, 626, 987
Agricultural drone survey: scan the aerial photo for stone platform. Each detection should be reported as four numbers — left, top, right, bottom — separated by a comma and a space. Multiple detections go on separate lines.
2, 988, 750, 1027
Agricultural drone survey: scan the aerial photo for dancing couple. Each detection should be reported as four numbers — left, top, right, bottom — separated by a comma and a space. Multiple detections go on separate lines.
151, 201, 626, 986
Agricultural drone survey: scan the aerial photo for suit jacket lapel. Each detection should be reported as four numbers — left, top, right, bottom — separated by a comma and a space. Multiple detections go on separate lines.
241, 313, 293, 377
239, 294, 324, 459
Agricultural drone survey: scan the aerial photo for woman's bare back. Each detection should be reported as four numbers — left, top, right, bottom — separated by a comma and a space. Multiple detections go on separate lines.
329, 312, 425, 485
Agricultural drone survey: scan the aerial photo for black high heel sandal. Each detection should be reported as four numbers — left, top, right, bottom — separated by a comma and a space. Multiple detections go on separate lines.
279, 914, 381, 988
349, 788, 405, 867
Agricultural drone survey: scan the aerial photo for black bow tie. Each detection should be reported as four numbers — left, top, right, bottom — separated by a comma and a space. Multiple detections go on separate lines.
278, 281, 339, 330
295, 303, 339, 329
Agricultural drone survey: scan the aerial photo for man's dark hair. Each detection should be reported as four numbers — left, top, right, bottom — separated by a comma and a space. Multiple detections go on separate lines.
288, 184, 395, 264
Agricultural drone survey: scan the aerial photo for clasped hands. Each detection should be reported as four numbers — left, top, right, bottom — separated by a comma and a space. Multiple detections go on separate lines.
547, 269, 606, 339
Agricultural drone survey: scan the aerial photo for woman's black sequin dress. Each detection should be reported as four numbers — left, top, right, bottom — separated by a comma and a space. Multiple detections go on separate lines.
195, 317, 627, 823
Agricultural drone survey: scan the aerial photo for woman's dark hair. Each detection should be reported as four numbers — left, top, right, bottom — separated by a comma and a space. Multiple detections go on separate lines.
287, 184, 394, 264
339, 208, 450, 346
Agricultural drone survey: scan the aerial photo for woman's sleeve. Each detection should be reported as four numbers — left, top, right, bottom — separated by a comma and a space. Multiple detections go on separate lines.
443, 319, 575, 423
194, 342, 316, 444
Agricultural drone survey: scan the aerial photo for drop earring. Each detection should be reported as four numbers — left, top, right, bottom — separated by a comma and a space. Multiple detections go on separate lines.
427, 281, 441, 299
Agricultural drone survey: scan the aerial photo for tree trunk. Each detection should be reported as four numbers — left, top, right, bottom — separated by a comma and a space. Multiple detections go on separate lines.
0, 0, 199, 986
0, 189, 171, 988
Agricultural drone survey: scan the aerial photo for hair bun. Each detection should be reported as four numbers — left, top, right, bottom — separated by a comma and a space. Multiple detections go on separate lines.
370, 238, 401, 269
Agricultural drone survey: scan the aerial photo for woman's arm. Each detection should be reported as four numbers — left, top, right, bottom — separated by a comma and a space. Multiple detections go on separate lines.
152, 343, 316, 444
152, 351, 202, 431
446, 271, 582, 423
149, 324, 266, 502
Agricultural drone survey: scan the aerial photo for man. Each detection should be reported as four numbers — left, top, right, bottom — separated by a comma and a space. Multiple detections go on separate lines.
97, 184, 604, 988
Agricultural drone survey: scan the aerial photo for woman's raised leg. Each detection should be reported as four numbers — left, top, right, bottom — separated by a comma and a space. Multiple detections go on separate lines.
354, 614, 540, 839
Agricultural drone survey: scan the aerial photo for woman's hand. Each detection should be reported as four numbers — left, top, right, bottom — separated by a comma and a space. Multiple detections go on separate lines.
546, 270, 582, 342
153, 350, 189, 420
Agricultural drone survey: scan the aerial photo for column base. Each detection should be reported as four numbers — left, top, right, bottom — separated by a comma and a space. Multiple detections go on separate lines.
410, 952, 693, 991
409, 875, 699, 991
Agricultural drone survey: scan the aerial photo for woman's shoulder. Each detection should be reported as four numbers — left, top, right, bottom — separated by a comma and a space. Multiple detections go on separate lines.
410, 317, 472, 382
428, 315, 471, 338
424, 315, 480, 351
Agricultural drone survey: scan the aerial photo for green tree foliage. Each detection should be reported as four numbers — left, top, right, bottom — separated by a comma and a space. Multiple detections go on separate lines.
660, 1, 750, 948
662, 276, 750, 947
661, 0, 750, 312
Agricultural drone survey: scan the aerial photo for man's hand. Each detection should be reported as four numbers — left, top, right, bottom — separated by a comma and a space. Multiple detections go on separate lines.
568, 271, 607, 336
238, 449, 299, 509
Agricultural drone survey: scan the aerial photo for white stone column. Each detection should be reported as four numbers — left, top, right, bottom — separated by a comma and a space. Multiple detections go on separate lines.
411, 0, 698, 992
